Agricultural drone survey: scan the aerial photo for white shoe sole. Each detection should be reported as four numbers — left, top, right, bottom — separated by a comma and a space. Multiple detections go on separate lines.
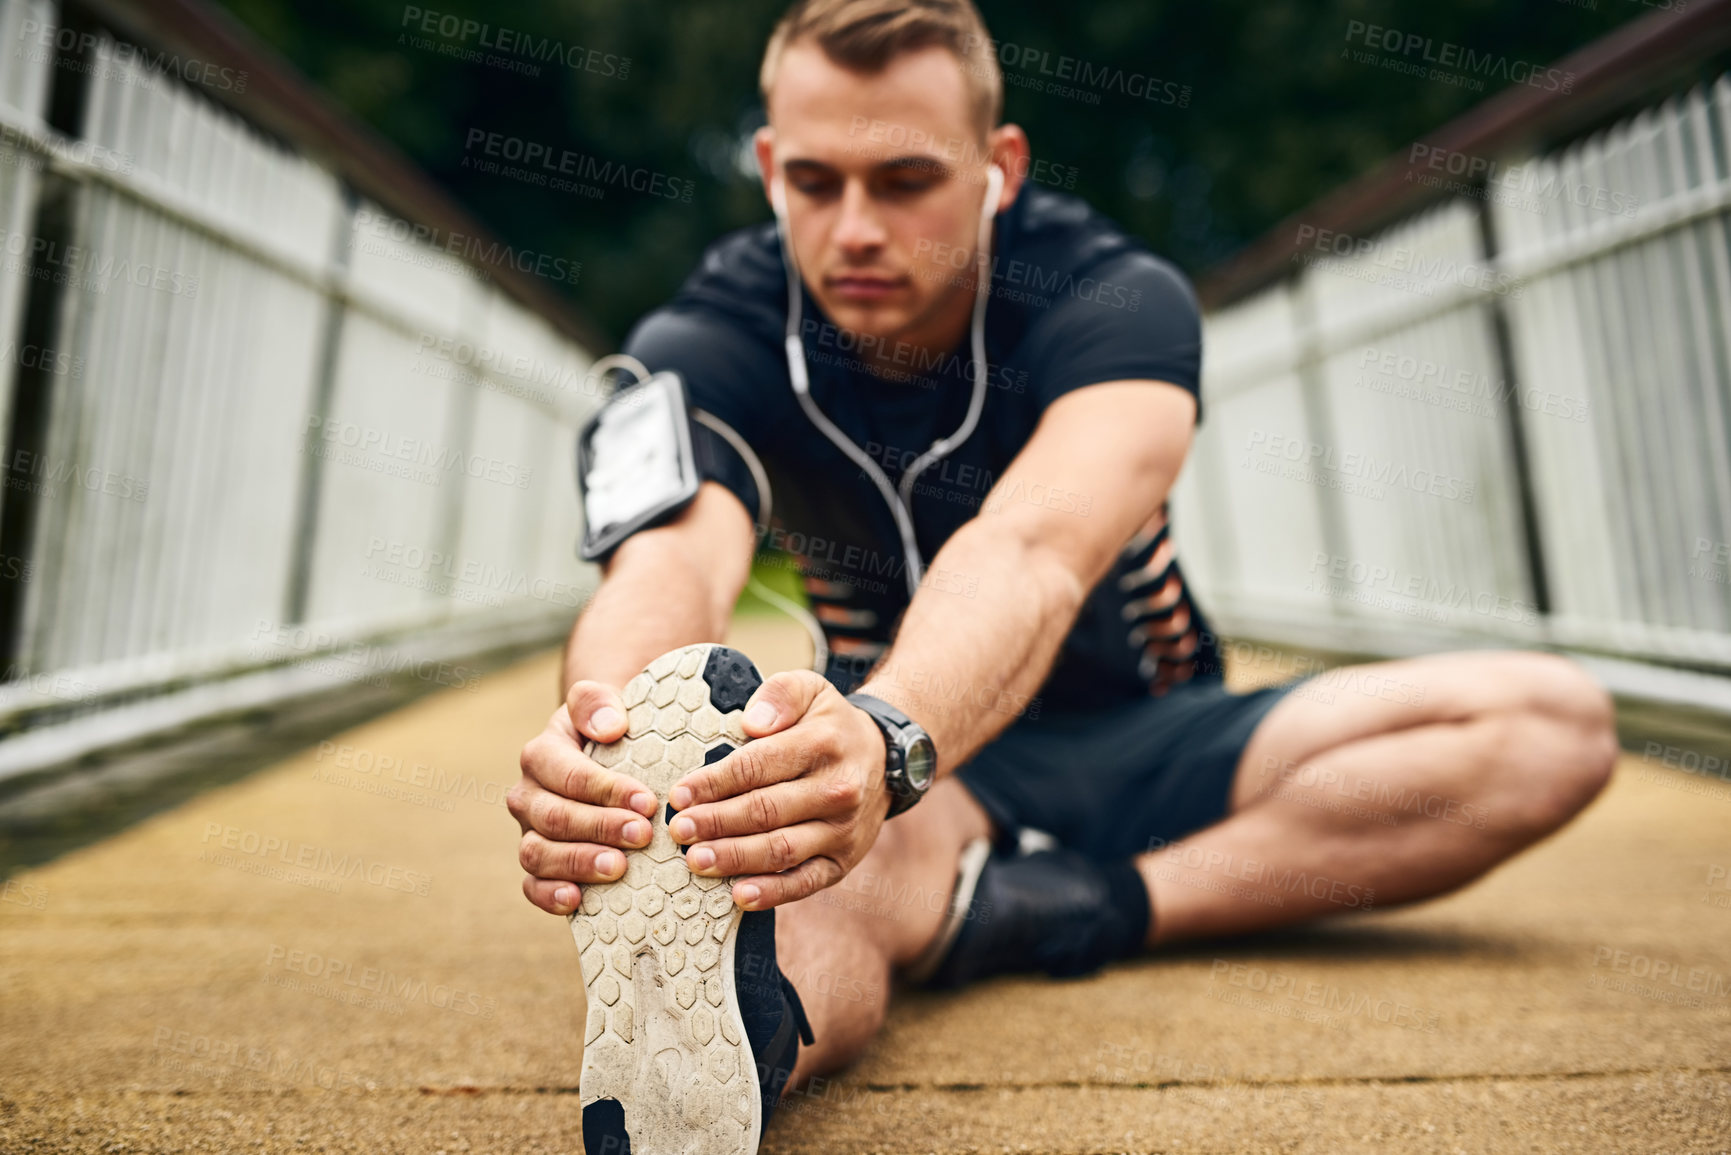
572, 643, 765, 1155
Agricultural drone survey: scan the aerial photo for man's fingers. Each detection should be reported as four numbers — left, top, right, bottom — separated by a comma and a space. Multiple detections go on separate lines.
670, 729, 817, 809
669, 780, 843, 845
738, 669, 832, 737
507, 780, 651, 847
518, 831, 629, 884
732, 856, 846, 911
567, 679, 628, 743
519, 730, 656, 816
682, 820, 832, 879
522, 875, 583, 916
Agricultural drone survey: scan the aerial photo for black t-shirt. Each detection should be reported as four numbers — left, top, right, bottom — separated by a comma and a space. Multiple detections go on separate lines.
615, 185, 1222, 711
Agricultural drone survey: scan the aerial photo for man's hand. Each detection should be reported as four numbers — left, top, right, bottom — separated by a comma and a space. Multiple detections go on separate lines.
666, 670, 889, 911
510, 680, 662, 916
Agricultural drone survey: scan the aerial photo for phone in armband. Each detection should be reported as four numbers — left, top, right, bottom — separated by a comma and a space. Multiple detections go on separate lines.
575, 370, 700, 561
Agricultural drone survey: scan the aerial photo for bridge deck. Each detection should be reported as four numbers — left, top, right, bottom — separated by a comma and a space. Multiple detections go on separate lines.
1, 618, 1727, 1153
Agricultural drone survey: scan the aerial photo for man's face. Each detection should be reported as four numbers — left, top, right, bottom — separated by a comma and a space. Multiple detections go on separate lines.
756, 43, 1023, 352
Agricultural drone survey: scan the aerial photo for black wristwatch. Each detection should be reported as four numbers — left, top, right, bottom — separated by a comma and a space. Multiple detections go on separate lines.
846, 692, 937, 818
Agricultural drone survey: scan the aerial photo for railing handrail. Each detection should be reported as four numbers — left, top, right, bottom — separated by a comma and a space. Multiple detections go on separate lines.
1199, 0, 1731, 311
69, 0, 612, 352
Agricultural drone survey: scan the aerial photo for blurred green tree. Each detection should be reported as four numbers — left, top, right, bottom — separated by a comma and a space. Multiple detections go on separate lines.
213, 0, 1666, 342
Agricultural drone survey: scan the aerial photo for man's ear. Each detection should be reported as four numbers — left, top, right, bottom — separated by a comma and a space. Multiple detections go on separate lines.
753, 126, 778, 206
987, 124, 1031, 214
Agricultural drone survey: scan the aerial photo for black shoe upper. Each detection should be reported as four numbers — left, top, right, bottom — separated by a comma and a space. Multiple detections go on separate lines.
923, 848, 1150, 989
733, 907, 813, 1140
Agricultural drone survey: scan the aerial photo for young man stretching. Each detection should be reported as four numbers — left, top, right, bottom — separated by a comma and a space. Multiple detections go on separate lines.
508, 2, 1619, 1150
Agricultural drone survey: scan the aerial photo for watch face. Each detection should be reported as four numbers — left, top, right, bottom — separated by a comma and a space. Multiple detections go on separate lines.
903, 736, 937, 791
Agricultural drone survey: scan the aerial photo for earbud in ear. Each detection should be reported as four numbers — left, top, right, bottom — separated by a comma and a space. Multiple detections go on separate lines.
981, 163, 1005, 221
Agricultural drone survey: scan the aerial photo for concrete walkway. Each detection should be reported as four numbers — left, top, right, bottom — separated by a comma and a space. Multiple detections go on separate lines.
2, 619, 1728, 1153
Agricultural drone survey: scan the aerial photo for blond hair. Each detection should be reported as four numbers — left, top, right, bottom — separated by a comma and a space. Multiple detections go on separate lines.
760, 0, 1003, 138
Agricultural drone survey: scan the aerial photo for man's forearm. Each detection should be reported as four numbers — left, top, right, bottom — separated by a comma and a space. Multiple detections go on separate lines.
561, 553, 724, 696
559, 482, 754, 698
856, 520, 1087, 776
853, 383, 1191, 777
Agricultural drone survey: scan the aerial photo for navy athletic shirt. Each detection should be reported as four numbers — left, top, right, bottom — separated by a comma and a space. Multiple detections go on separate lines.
612, 185, 1222, 712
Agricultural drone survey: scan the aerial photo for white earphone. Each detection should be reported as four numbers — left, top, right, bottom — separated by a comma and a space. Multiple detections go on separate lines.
769, 160, 1005, 598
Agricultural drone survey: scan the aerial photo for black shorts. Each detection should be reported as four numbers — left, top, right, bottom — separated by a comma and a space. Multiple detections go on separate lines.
952, 677, 1300, 860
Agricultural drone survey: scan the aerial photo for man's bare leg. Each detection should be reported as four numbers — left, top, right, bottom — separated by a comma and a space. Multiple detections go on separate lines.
769, 650, 1617, 1083
1139, 651, 1618, 943
776, 776, 991, 1080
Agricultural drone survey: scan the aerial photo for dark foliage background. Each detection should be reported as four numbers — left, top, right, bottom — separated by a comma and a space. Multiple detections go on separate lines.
210, 0, 1656, 343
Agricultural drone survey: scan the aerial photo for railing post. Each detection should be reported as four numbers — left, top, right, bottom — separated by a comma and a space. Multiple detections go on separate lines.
1476, 195, 1553, 618
1289, 268, 1350, 609
282, 189, 355, 627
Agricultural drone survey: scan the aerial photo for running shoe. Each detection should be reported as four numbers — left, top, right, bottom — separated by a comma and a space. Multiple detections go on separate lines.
572, 644, 812, 1155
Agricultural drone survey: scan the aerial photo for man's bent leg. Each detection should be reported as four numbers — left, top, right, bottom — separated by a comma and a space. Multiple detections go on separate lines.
778, 777, 992, 1081
1140, 651, 1618, 945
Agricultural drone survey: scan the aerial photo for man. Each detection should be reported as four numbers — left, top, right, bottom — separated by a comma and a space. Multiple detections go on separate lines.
509, 1, 1619, 1151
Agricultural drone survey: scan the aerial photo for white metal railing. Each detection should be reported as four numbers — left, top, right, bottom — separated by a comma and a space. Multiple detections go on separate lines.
1176, 73, 1731, 680
0, 0, 598, 755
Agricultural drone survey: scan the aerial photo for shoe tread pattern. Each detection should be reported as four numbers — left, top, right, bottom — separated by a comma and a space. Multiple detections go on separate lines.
572, 644, 761, 1154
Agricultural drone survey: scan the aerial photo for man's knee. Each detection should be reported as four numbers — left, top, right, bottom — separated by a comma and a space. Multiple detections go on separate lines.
874, 777, 991, 864
1503, 651, 1617, 733
1484, 654, 1617, 835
